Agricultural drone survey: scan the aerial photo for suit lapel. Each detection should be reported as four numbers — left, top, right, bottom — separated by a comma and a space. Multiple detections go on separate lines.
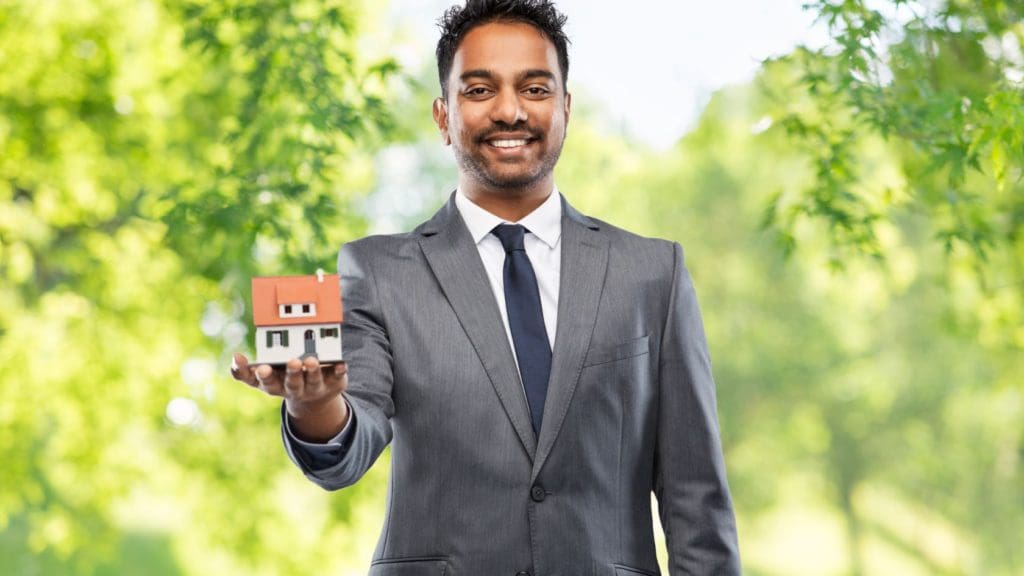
418, 194, 537, 460
532, 198, 609, 482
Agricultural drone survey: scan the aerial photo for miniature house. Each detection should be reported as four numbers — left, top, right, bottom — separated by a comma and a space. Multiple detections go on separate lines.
252, 269, 343, 365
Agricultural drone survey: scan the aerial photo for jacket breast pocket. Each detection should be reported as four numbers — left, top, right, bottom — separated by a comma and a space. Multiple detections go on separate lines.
369, 556, 449, 576
582, 334, 650, 367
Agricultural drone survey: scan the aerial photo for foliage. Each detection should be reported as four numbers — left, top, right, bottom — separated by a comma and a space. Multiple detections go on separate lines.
766, 0, 1023, 274
0, 0, 395, 573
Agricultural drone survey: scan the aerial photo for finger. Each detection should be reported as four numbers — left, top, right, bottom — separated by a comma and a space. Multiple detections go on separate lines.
303, 356, 323, 390
323, 362, 348, 393
283, 358, 305, 395
230, 353, 258, 387
255, 363, 285, 396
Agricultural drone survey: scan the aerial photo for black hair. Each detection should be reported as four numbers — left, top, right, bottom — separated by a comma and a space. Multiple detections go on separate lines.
436, 0, 570, 99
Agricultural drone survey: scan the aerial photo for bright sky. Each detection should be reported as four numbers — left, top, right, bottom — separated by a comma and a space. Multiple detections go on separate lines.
386, 0, 829, 149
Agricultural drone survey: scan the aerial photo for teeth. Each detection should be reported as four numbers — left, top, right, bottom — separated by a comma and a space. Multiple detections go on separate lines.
490, 139, 529, 148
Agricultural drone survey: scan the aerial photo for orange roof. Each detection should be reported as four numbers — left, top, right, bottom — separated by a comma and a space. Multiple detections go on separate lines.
252, 273, 343, 326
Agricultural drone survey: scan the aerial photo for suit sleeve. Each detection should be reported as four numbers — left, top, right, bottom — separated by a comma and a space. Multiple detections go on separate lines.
281, 397, 356, 470
281, 240, 396, 490
654, 242, 741, 574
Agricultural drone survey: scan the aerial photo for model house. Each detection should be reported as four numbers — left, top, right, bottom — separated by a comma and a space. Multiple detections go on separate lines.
252, 269, 343, 365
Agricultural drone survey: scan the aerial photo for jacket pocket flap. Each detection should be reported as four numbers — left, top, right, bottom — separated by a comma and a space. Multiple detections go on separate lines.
613, 563, 659, 576
370, 556, 449, 576
583, 334, 650, 367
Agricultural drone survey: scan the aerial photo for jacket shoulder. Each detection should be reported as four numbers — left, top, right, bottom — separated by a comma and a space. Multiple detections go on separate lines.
338, 229, 420, 257
586, 216, 680, 268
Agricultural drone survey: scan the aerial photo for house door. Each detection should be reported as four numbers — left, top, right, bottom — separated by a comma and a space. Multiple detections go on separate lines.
304, 329, 316, 357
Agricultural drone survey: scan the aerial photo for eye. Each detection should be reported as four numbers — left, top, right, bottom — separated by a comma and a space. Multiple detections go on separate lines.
464, 86, 492, 97
524, 86, 550, 96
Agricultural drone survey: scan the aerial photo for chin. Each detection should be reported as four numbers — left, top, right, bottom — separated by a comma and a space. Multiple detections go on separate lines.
484, 172, 545, 190
456, 149, 553, 191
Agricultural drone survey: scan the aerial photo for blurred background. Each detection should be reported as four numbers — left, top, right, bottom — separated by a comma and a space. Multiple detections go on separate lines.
1, 0, 1021, 574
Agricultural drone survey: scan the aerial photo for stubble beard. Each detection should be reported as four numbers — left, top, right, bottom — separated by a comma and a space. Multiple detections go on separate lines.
453, 131, 566, 192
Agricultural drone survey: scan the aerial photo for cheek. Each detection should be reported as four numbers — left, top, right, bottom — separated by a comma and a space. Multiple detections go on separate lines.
453, 121, 475, 144
455, 113, 489, 143
532, 103, 562, 129
543, 113, 567, 140
446, 110, 469, 136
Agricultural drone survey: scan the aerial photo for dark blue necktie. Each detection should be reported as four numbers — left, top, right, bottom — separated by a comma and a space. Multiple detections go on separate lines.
492, 224, 551, 435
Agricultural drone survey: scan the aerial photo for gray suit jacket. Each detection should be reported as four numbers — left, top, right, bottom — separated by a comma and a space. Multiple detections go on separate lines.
283, 194, 740, 575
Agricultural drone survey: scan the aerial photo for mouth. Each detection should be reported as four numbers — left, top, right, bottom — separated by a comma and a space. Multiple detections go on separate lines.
488, 138, 531, 149
481, 129, 540, 148
482, 133, 539, 152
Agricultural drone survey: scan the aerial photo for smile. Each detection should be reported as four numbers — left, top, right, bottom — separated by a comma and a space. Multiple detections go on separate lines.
488, 139, 531, 148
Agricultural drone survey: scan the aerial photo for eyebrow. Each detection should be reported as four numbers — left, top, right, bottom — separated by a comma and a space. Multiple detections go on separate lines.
458, 68, 557, 84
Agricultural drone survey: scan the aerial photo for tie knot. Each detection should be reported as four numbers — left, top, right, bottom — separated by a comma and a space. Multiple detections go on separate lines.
491, 223, 528, 253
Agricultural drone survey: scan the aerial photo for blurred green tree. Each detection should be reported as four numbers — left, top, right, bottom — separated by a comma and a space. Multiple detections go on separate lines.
765, 0, 1022, 277
752, 11, 1024, 569
0, 0, 396, 573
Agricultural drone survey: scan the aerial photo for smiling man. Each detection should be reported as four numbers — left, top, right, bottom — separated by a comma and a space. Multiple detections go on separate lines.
230, 1, 741, 574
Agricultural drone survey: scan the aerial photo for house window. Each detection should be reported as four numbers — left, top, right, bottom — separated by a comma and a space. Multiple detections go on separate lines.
279, 303, 317, 318
266, 330, 289, 348
320, 328, 339, 338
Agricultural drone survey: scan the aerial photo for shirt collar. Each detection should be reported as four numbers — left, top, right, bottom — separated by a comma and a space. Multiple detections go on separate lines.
455, 186, 563, 249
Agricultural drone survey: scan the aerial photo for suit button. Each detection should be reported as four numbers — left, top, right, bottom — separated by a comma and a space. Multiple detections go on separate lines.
530, 485, 546, 502
516, 572, 531, 576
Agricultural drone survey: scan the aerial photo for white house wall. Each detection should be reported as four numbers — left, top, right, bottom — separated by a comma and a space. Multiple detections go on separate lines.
254, 323, 343, 365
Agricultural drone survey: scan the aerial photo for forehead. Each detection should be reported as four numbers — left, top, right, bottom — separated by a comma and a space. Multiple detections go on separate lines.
450, 21, 561, 83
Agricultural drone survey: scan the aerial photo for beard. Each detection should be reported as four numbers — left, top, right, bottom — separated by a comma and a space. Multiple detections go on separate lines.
452, 123, 566, 191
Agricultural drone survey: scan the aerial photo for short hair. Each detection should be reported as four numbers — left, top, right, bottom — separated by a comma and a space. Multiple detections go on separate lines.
436, 0, 570, 99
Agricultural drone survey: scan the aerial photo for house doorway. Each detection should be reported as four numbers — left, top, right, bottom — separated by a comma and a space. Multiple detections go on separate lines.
304, 329, 316, 357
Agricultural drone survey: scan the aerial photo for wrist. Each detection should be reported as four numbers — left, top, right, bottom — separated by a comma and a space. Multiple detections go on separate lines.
286, 394, 348, 442
286, 392, 339, 418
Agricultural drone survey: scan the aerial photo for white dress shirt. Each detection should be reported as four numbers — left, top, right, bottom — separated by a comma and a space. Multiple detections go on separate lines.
454, 187, 562, 356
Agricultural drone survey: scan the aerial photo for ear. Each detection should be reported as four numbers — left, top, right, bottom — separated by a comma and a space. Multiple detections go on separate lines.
563, 91, 572, 125
432, 97, 451, 146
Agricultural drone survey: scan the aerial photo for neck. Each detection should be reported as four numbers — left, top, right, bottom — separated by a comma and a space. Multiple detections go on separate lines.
459, 176, 554, 222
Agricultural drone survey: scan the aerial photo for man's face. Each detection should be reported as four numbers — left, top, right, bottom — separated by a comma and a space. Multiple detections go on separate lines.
433, 21, 571, 192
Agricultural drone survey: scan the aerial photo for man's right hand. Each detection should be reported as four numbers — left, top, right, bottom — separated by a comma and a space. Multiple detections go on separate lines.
230, 353, 350, 443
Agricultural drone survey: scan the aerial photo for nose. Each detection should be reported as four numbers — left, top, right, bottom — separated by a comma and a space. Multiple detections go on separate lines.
489, 88, 528, 125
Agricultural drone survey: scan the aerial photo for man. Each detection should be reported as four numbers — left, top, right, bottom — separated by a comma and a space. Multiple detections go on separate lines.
230, 0, 741, 573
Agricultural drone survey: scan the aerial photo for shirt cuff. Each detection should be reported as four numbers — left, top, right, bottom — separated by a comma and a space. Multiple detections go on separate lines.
282, 397, 355, 471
